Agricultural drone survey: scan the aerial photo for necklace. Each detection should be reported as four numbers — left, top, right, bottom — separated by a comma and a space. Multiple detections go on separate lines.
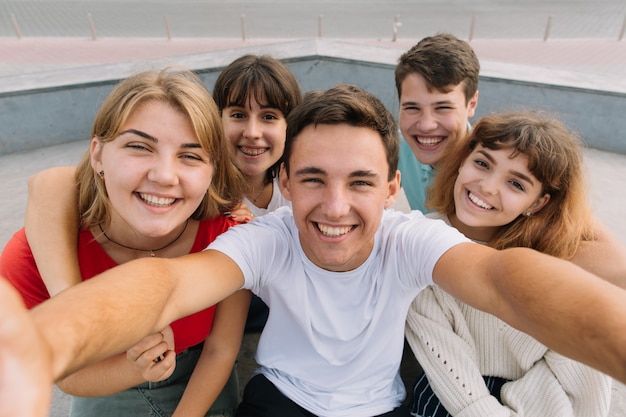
98, 219, 189, 257
249, 182, 270, 203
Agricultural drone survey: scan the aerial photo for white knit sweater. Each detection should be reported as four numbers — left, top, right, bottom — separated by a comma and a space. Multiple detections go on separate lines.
405, 281, 612, 417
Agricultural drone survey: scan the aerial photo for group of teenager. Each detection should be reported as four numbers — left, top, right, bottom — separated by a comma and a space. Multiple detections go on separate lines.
1, 33, 626, 417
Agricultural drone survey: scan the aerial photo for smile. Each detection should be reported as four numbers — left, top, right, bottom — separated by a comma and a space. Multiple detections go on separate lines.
416, 136, 444, 147
316, 223, 354, 237
138, 193, 176, 207
239, 146, 268, 156
468, 191, 493, 210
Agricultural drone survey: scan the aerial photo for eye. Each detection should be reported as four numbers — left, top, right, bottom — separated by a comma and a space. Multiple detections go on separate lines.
230, 112, 246, 119
509, 180, 525, 192
181, 153, 204, 162
126, 142, 150, 151
473, 159, 488, 169
261, 112, 282, 121
351, 180, 372, 187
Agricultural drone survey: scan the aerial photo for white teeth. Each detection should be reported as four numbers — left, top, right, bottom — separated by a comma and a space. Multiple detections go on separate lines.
139, 193, 176, 207
317, 223, 352, 237
468, 192, 493, 209
240, 147, 267, 156
416, 136, 443, 146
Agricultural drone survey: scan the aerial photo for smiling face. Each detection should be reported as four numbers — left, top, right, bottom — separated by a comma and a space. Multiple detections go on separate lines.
91, 100, 214, 245
399, 73, 478, 168
451, 145, 550, 242
279, 123, 400, 272
221, 94, 287, 183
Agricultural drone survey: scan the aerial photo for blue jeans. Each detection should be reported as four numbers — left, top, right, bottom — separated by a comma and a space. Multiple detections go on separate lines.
69, 344, 239, 417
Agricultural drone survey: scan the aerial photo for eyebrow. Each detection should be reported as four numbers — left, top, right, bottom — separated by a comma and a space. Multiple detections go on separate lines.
477, 149, 535, 186
294, 167, 379, 179
400, 99, 454, 107
119, 129, 202, 149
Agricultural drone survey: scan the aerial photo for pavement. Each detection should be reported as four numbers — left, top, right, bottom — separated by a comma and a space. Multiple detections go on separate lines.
1, 0, 626, 415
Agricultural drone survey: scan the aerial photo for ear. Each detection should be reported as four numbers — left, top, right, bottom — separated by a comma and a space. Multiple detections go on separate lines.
278, 163, 292, 202
90, 137, 104, 174
384, 170, 402, 209
527, 193, 551, 215
467, 90, 479, 118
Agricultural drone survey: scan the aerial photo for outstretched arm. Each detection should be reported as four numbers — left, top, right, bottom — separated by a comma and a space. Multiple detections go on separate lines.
25, 166, 81, 296
31, 249, 245, 383
433, 242, 626, 384
0, 277, 52, 417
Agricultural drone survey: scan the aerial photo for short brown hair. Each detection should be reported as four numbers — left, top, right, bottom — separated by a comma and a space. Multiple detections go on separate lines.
213, 55, 302, 184
283, 84, 399, 181
395, 33, 480, 103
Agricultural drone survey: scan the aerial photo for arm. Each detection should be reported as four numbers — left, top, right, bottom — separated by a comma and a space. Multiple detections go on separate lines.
406, 286, 511, 417
31, 249, 245, 382
571, 218, 626, 288
433, 242, 626, 383
57, 327, 176, 396
499, 351, 611, 417
0, 277, 52, 417
172, 289, 251, 417
25, 166, 81, 296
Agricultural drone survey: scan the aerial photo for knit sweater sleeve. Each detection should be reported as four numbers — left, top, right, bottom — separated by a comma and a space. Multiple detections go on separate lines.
406, 286, 511, 417
499, 350, 612, 417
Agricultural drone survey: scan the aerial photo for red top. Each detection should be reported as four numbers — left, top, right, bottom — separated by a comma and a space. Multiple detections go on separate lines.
0, 217, 235, 353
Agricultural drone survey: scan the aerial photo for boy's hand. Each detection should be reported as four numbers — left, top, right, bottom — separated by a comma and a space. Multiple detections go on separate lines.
0, 277, 52, 417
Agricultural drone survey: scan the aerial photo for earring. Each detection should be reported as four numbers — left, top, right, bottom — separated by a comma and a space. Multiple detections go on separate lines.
524, 210, 532, 217
99, 170, 104, 178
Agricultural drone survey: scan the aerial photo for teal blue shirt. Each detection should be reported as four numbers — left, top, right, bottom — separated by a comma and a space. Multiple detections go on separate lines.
397, 138, 436, 214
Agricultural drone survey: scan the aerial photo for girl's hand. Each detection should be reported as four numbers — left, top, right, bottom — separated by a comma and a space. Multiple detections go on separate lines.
125, 326, 175, 382
224, 202, 255, 224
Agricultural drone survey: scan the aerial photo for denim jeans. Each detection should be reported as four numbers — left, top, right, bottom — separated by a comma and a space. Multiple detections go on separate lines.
69, 344, 239, 417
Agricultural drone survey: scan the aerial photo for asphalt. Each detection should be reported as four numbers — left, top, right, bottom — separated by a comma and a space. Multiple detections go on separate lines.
1, 1, 626, 415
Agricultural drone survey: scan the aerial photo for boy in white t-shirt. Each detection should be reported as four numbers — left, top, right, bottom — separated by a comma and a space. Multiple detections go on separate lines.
3, 84, 626, 417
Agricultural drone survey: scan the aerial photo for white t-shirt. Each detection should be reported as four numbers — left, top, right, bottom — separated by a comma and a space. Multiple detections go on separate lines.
208, 207, 469, 417
243, 177, 291, 217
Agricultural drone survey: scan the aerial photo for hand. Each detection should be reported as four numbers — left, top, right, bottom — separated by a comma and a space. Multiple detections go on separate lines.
125, 325, 175, 382
224, 202, 255, 224
0, 277, 52, 417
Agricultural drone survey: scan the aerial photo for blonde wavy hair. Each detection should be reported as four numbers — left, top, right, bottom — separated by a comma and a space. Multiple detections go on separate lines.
75, 67, 246, 229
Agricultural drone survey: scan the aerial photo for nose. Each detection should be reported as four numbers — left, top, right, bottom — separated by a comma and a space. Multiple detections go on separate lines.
321, 184, 351, 219
243, 117, 262, 139
147, 157, 180, 186
478, 174, 499, 195
416, 109, 437, 132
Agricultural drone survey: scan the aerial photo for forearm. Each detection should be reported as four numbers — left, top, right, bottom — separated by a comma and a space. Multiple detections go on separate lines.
30, 251, 243, 382
173, 290, 250, 416
172, 345, 239, 417
31, 258, 185, 381
25, 166, 81, 296
484, 248, 626, 382
57, 354, 147, 397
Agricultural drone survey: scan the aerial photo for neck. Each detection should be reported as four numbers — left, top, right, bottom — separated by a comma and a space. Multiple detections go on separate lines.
448, 213, 496, 244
